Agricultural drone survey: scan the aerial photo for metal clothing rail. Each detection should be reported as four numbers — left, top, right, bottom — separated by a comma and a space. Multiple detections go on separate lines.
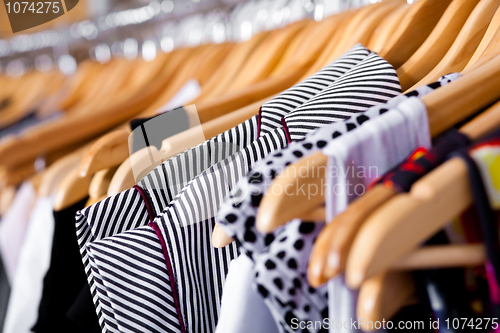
0, 0, 379, 76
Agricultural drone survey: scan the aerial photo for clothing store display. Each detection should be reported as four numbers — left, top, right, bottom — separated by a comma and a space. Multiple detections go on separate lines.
0, 181, 37, 283
2, 195, 55, 333
5, 1, 500, 332
82, 48, 400, 333
32, 198, 99, 333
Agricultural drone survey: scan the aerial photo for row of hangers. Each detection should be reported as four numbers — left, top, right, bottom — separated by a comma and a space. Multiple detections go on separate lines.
3, 0, 500, 329
75, 0, 459, 205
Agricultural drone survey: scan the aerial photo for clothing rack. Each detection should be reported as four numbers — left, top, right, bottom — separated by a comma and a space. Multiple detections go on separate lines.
5, 1, 500, 333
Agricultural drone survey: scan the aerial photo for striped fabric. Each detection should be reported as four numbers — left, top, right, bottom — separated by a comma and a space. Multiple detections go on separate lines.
89, 131, 288, 333
76, 117, 260, 332
259, 43, 370, 135
83, 50, 402, 333
283, 52, 401, 141
75, 44, 376, 332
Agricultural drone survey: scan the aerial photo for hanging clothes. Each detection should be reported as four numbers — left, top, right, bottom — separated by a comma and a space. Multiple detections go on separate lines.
80, 47, 401, 333
217, 74, 459, 333
74, 44, 395, 333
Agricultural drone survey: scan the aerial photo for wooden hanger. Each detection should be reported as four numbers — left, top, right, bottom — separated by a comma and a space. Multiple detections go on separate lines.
75, 44, 232, 186
0, 138, 83, 189
194, 31, 271, 102
76, 48, 197, 177
0, 71, 65, 129
56, 61, 103, 111
409, 0, 500, 90
255, 51, 500, 236
358, 245, 484, 329
78, 9, 350, 181
317, 0, 404, 67
396, 0, 480, 91
225, 20, 309, 94
299, 10, 355, 78
269, 20, 318, 76
137, 45, 219, 114
464, 4, 500, 71
345, 85, 500, 288
366, 3, 410, 53
77, 37, 279, 179
464, 3, 500, 70
378, 0, 453, 68
53, 163, 93, 211
357, 272, 418, 332
38, 148, 86, 197
85, 166, 117, 207
98, 13, 351, 193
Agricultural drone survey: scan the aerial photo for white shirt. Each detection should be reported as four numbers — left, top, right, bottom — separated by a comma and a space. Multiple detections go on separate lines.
0, 181, 37, 283
2, 195, 55, 333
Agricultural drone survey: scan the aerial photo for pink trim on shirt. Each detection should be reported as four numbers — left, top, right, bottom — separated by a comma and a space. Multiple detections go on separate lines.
133, 185, 156, 222
281, 117, 292, 144
257, 106, 263, 138
134, 185, 186, 332
149, 222, 186, 333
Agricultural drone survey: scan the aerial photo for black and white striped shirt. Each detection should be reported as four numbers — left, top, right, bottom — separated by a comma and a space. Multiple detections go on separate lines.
78, 48, 401, 333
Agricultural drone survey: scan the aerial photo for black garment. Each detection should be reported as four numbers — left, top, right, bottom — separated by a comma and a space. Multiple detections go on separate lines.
67, 287, 100, 333
32, 198, 99, 333
0, 255, 10, 333
414, 232, 480, 333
